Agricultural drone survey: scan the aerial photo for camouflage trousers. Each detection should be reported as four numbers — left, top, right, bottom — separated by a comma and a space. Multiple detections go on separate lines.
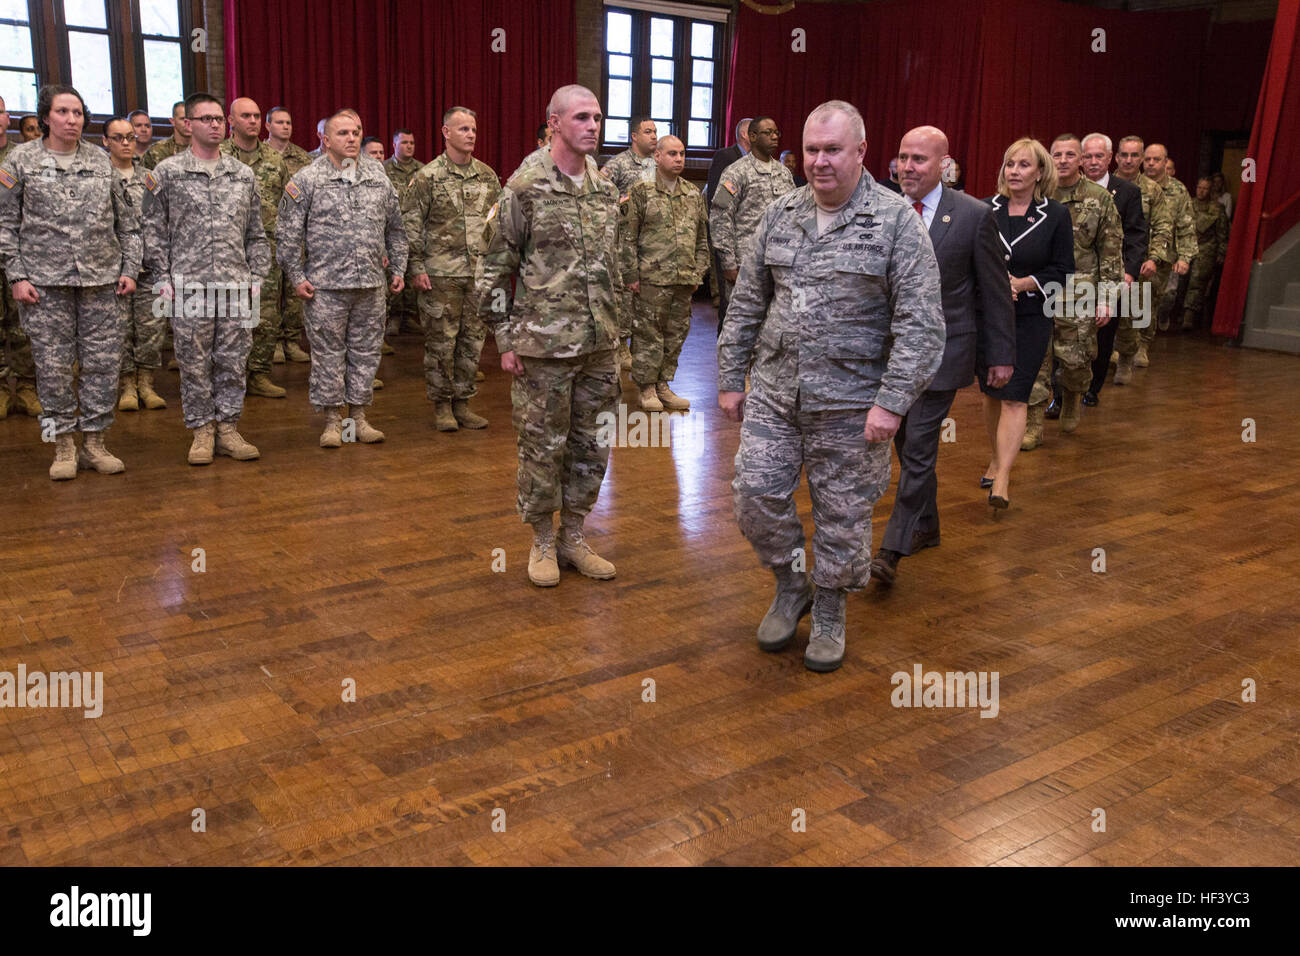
386, 284, 419, 331
1115, 277, 1153, 358
119, 285, 166, 373
172, 306, 254, 429
279, 277, 304, 343
304, 286, 385, 411
1030, 308, 1097, 405
1183, 255, 1214, 314
510, 349, 620, 525
18, 284, 121, 435
1148, 261, 1175, 345
631, 283, 692, 388
0, 274, 35, 384
246, 264, 285, 375
732, 386, 891, 590
419, 276, 485, 402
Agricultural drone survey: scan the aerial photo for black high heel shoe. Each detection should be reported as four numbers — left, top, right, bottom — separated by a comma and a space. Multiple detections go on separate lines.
979, 476, 994, 489
988, 492, 1009, 510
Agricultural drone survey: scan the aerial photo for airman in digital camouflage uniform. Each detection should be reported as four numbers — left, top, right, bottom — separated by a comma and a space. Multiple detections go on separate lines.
1026, 135, 1122, 445
1112, 135, 1173, 383
479, 85, 623, 589
0, 93, 41, 420
264, 106, 313, 363
402, 106, 500, 432
1143, 143, 1197, 366
143, 93, 269, 466
0, 85, 141, 480
1183, 176, 1228, 331
709, 116, 795, 315
141, 101, 191, 170
276, 109, 407, 449
619, 134, 708, 412
221, 97, 290, 401
718, 101, 945, 673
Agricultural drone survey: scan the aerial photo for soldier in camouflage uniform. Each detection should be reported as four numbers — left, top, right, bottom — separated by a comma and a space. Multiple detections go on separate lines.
719, 102, 945, 673
479, 85, 623, 589
1112, 135, 1173, 383
1144, 143, 1197, 363
1183, 176, 1229, 331
0, 94, 41, 420
600, 117, 657, 370
0, 85, 141, 480
264, 107, 313, 363
102, 116, 167, 413
402, 106, 500, 432
709, 116, 795, 321
619, 134, 708, 412
222, 97, 290, 399
383, 129, 422, 335
276, 109, 407, 448
1026, 135, 1122, 445
141, 101, 191, 170
143, 93, 269, 466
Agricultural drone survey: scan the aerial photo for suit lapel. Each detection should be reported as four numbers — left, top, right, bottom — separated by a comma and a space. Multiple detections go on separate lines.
928, 187, 955, 250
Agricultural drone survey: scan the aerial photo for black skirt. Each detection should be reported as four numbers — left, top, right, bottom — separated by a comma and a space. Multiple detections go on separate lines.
978, 309, 1052, 403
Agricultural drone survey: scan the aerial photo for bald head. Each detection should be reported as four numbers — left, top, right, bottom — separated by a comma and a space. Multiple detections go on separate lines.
227, 97, 263, 147
655, 134, 686, 178
1143, 142, 1169, 181
547, 85, 599, 123
897, 125, 950, 199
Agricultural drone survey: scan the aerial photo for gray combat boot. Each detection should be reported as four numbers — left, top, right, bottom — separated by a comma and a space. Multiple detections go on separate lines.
804, 586, 846, 673
756, 563, 812, 652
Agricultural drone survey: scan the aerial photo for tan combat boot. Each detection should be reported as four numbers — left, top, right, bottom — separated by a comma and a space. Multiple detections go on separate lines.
117, 375, 139, 411
656, 382, 690, 410
215, 421, 260, 460
1134, 343, 1150, 368
272, 343, 285, 364
618, 344, 632, 371
320, 407, 343, 448
49, 433, 77, 480
557, 523, 616, 580
1059, 390, 1082, 433
434, 402, 459, 432
246, 372, 286, 398
0, 389, 11, 420
639, 384, 663, 411
452, 399, 488, 429
1021, 405, 1045, 451
14, 381, 42, 417
380, 339, 395, 355
804, 587, 847, 673
528, 523, 560, 587
188, 422, 215, 465
372, 377, 384, 389
349, 406, 385, 443
1114, 354, 1135, 385
78, 431, 125, 474
136, 368, 167, 409
475, 370, 486, 382
284, 340, 310, 363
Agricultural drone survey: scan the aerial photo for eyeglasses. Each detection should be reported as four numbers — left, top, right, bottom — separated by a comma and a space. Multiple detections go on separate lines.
189, 115, 225, 125
104, 134, 134, 143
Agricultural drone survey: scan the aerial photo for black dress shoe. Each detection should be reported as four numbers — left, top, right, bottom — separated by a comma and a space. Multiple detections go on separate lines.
1044, 396, 1061, 420
911, 529, 941, 552
870, 548, 901, 586
1082, 391, 1099, 407
979, 476, 994, 489
988, 493, 1010, 510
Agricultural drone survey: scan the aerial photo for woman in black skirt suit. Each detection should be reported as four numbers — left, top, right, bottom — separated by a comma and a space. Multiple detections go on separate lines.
978, 138, 1074, 508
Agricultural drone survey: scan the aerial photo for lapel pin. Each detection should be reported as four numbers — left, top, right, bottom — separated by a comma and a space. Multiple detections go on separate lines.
941, 215, 950, 223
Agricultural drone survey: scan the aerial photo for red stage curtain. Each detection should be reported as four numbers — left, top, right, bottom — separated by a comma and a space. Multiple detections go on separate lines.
223, 0, 576, 178
1213, 0, 1300, 337
727, 0, 1215, 197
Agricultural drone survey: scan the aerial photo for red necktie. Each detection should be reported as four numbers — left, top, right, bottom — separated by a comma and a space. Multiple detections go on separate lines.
912, 200, 924, 217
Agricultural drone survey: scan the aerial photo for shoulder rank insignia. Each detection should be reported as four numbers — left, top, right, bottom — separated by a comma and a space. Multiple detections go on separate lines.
285, 180, 303, 202
0, 168, 15, 190
143, 171, 160, 194
721, 180, 737, 196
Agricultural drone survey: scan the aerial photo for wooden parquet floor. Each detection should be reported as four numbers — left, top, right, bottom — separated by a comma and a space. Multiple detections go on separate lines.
1, 309, 1298, 866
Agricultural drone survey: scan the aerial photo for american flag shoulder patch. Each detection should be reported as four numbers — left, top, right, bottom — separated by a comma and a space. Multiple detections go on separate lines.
285, 180, 303, 202
721, 180, 737, 196
0, 168, 16, 190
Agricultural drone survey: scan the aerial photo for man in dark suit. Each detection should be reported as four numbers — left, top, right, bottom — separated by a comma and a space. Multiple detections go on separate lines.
1081, 133, 1145, 405
871, 126, 1016, 586
705, 118, 751, 327
880, 158, 902, 194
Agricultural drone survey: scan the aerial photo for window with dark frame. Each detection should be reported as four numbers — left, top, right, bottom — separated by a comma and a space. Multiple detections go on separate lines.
602, 3, 726, 155
0, 1, 39, 113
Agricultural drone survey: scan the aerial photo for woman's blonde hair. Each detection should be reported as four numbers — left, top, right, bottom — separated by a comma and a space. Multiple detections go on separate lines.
996, 137, 1056, 201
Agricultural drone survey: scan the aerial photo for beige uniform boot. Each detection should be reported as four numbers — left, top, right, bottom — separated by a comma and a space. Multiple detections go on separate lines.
639, 384, 663, 412
1113, 354, 1135, 385
14, 382, 42, 417
372, 377, 384, 389
188, 422, 215, 465
618, 344, 632, 371
1021, 405, 1045, 451
246, 373, 286, 398
117, 375, 139, 411
78, 431, 125, 474
434, 402, 459, 432
656, 383, 690, 410
528, 524, 560, 587
0, 389, 11, 420
272, 343, 286, 364
1059, 390, 1082, 433
136, 368, 167, 409
804, 587, 847, 673
452, 399, 488, 429
1134, 343, 1150, 368
557, 525, 616, 580
215, 422, 260, 460
349, 406, 385, 443
49, 433, 77, 480
320, 408, 343, 448
284, 341, 310, 363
